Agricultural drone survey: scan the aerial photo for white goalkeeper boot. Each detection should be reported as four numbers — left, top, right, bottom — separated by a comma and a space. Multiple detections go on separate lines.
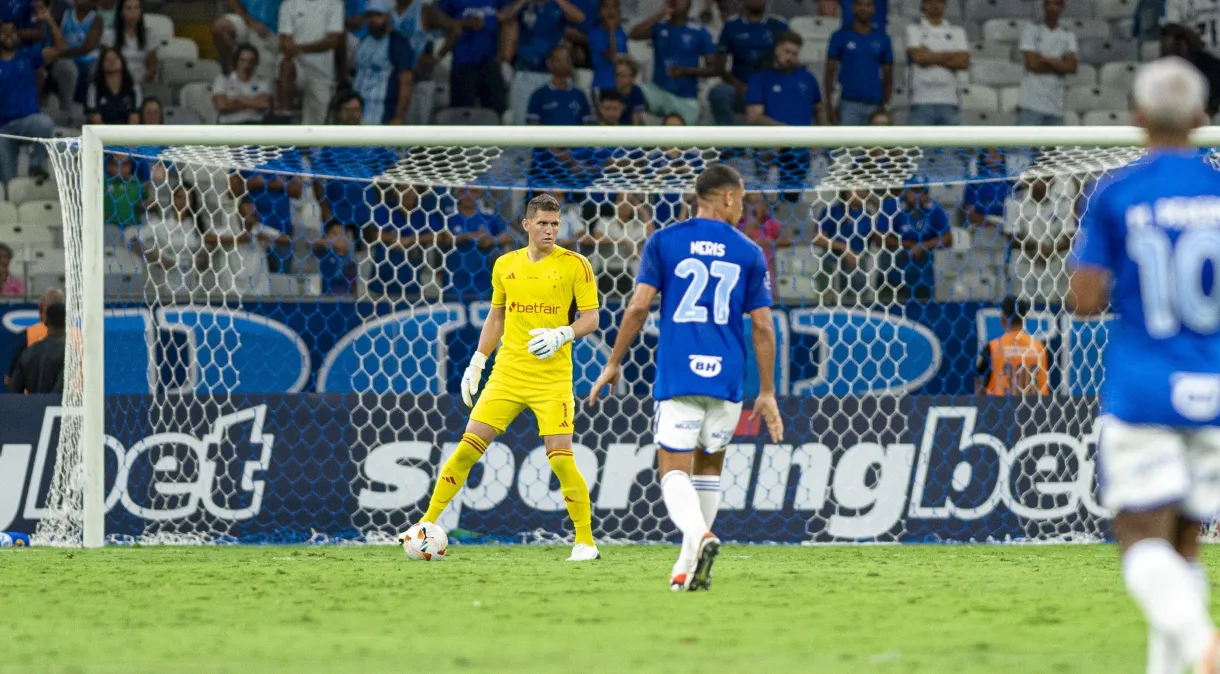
567, 543, 600, 562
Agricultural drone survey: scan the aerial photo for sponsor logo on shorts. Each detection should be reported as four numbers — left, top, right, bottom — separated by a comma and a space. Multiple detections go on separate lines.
674, 419, 702, 430
507, 301, 561, 315
689, 355, 723, 378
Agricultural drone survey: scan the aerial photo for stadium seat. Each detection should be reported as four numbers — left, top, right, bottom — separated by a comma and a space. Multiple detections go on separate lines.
799, 40, 827, 65
141, 82, 174, 104
768, 0, 811, 18
889, 106, 908, 125
1099, 60, 1139, 90
959, 85, 999, 112
1083, 109, 1131, 125
1066, 85, 1127, 113
1141, 41, 1159, 60
890, 85, 910, 109
626, 41, 653, 82
999, 85, 1020, 112
982, 19, 1028, 44
178, 82, 217, 124
28, 271, 66, 295
961, 19, 983, 41
1095, 0, 1135, 20
961, 109, 1012, 125
6, 177, 57, 205
0, 221, 51, 247
268, 274, 298, 296
158, 36, 199, 61
433, 107, 501, 125
573, 68, 593, 93
164, 105, 203, 125
1066, 63, 1098, 86
103, 224, 125, 249
160, 58, 222, 86
1064, 110, 1081, 125
790, 16, 838, 41
1078, 38, 1139, 65
970, 40, 1013, 60
970, 58, 1024, 87
144, 13, 174, 42
0, 200, 15, 220
17, 200, 62, 226
966, 0, 1035, 22
1056, 0, 1096, 18
1061, 19, 1110, 39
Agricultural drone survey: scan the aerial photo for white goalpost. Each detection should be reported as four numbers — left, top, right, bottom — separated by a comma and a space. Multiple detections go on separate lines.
38, 123, 1220, 548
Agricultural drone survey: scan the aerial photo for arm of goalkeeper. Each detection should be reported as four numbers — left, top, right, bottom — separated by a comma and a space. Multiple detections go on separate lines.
462, 306, 506, 407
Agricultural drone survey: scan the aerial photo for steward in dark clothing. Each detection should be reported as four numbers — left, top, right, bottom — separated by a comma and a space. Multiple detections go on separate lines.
9, 302, 65, 394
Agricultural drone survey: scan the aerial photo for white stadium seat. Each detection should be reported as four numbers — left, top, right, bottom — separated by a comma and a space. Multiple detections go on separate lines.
1061, 18, 1110, 39
1083, 109, 1132, 125
970, 58, 1024, 87
6, 176, 58, 205
1066, 63, 1098, 87
17, 200, 62, 226
1066, 85, 1128, 113
960, 85, 1000, 112
160, 58, 222, 86
1099, 60, 1139, 91
982, 19, 1028, 44
143, 13, 174, 44
999, 86, 1020, 112
1095, 0, 1136, 21
158, 36, 199, 60
790, 16, 838, 41
178, 81, 217, 124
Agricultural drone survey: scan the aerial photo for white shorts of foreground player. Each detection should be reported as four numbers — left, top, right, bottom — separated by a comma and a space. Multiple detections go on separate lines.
654, 396, 744, 452
1098, 414, 1220, 519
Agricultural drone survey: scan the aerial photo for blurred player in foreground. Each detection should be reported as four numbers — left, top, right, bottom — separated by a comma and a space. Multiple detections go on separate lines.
418, 194, 603, 562
587, 164, 783, 590
1070, 57, 1220, 673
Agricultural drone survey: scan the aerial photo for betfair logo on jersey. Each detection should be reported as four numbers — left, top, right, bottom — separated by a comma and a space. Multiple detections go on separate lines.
507, 301, 562, 315
690, 241, 727, 257
689, 355, 723, 378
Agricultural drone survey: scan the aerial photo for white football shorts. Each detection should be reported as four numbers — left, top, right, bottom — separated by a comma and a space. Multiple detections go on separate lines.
654, 396, 743, 454
1099, 414, 1220, 521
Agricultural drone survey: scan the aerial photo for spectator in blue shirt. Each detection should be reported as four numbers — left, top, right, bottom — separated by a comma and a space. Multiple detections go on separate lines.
439, 187, 510, 297
439, 0, 508, 114
214, 0, 282, 74
840, 0, 885, 30
390, 0, 459, 125
881, 179, 952, 300
709, 0, 787, 125
587, 1, 626, 95
312, 220, 356, 296
962, 146, 1012, 227
596, 87, 626, 124
825, 0, 892, 125
229, 146, 303, 273
628, 0, 716, 125
814, 189, 876, 293
501, 0, 584, 124
352, 0, 415, 124
612, 54, 645, 124
0, 9, 62, 185
746, 32, 823, 189
526, 43, 593, 124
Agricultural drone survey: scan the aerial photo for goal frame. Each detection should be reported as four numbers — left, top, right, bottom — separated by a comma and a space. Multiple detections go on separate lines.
74, 123, 1220, 548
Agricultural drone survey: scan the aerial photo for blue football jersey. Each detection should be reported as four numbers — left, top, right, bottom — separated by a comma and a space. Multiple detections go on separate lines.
1072, 150, 1220, 426
637, 217, 773, 402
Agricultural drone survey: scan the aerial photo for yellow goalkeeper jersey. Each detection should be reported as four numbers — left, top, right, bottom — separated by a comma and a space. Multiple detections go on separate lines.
487, 246, 599, 394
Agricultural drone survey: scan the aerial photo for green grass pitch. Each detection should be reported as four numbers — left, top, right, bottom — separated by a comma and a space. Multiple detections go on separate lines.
0, 544, 1193, 673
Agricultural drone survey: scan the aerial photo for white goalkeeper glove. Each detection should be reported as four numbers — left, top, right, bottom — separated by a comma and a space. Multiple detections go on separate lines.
527, 326, 574, 360
461, 351, 488, 407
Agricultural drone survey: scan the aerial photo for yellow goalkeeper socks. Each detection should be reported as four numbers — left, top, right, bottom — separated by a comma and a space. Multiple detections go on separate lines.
547, 448, 594, 546
422, 433, 487, 523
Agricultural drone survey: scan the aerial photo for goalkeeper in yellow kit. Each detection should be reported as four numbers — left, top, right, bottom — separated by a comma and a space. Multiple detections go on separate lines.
418, 194, 602, 561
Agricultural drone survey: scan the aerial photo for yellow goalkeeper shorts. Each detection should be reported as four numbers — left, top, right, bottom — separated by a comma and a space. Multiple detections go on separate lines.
470, 380, 575, 436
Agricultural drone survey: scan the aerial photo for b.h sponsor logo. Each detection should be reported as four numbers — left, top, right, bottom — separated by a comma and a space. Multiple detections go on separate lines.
689, 355, 723, 378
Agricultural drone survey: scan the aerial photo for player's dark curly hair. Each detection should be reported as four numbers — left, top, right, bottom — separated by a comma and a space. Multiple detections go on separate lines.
694, 164, 743, 199
525, 194, 561, 219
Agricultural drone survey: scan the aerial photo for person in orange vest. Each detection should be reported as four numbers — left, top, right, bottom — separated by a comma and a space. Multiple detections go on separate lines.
5, 287, 64, 391
975, 296, 1050, 396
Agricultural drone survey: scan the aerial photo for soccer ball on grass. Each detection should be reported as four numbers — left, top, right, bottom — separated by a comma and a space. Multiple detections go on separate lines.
400, 523, 448, 561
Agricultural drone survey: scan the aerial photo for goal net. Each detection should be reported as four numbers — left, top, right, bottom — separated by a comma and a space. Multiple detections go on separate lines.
28, 125, 1183, 547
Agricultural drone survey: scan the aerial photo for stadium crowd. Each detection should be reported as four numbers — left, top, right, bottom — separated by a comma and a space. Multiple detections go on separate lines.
0, 0, 1205, 307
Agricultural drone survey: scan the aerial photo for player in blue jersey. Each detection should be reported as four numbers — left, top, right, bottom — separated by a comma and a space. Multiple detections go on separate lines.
586, 164, 784, 591
1070, 57, 1220, 673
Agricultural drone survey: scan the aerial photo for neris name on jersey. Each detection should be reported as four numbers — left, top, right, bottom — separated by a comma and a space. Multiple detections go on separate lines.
690, 241, 727, 257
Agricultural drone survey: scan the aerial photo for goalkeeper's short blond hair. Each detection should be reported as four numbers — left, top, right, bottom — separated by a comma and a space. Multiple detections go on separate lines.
525, 194, 561, 219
